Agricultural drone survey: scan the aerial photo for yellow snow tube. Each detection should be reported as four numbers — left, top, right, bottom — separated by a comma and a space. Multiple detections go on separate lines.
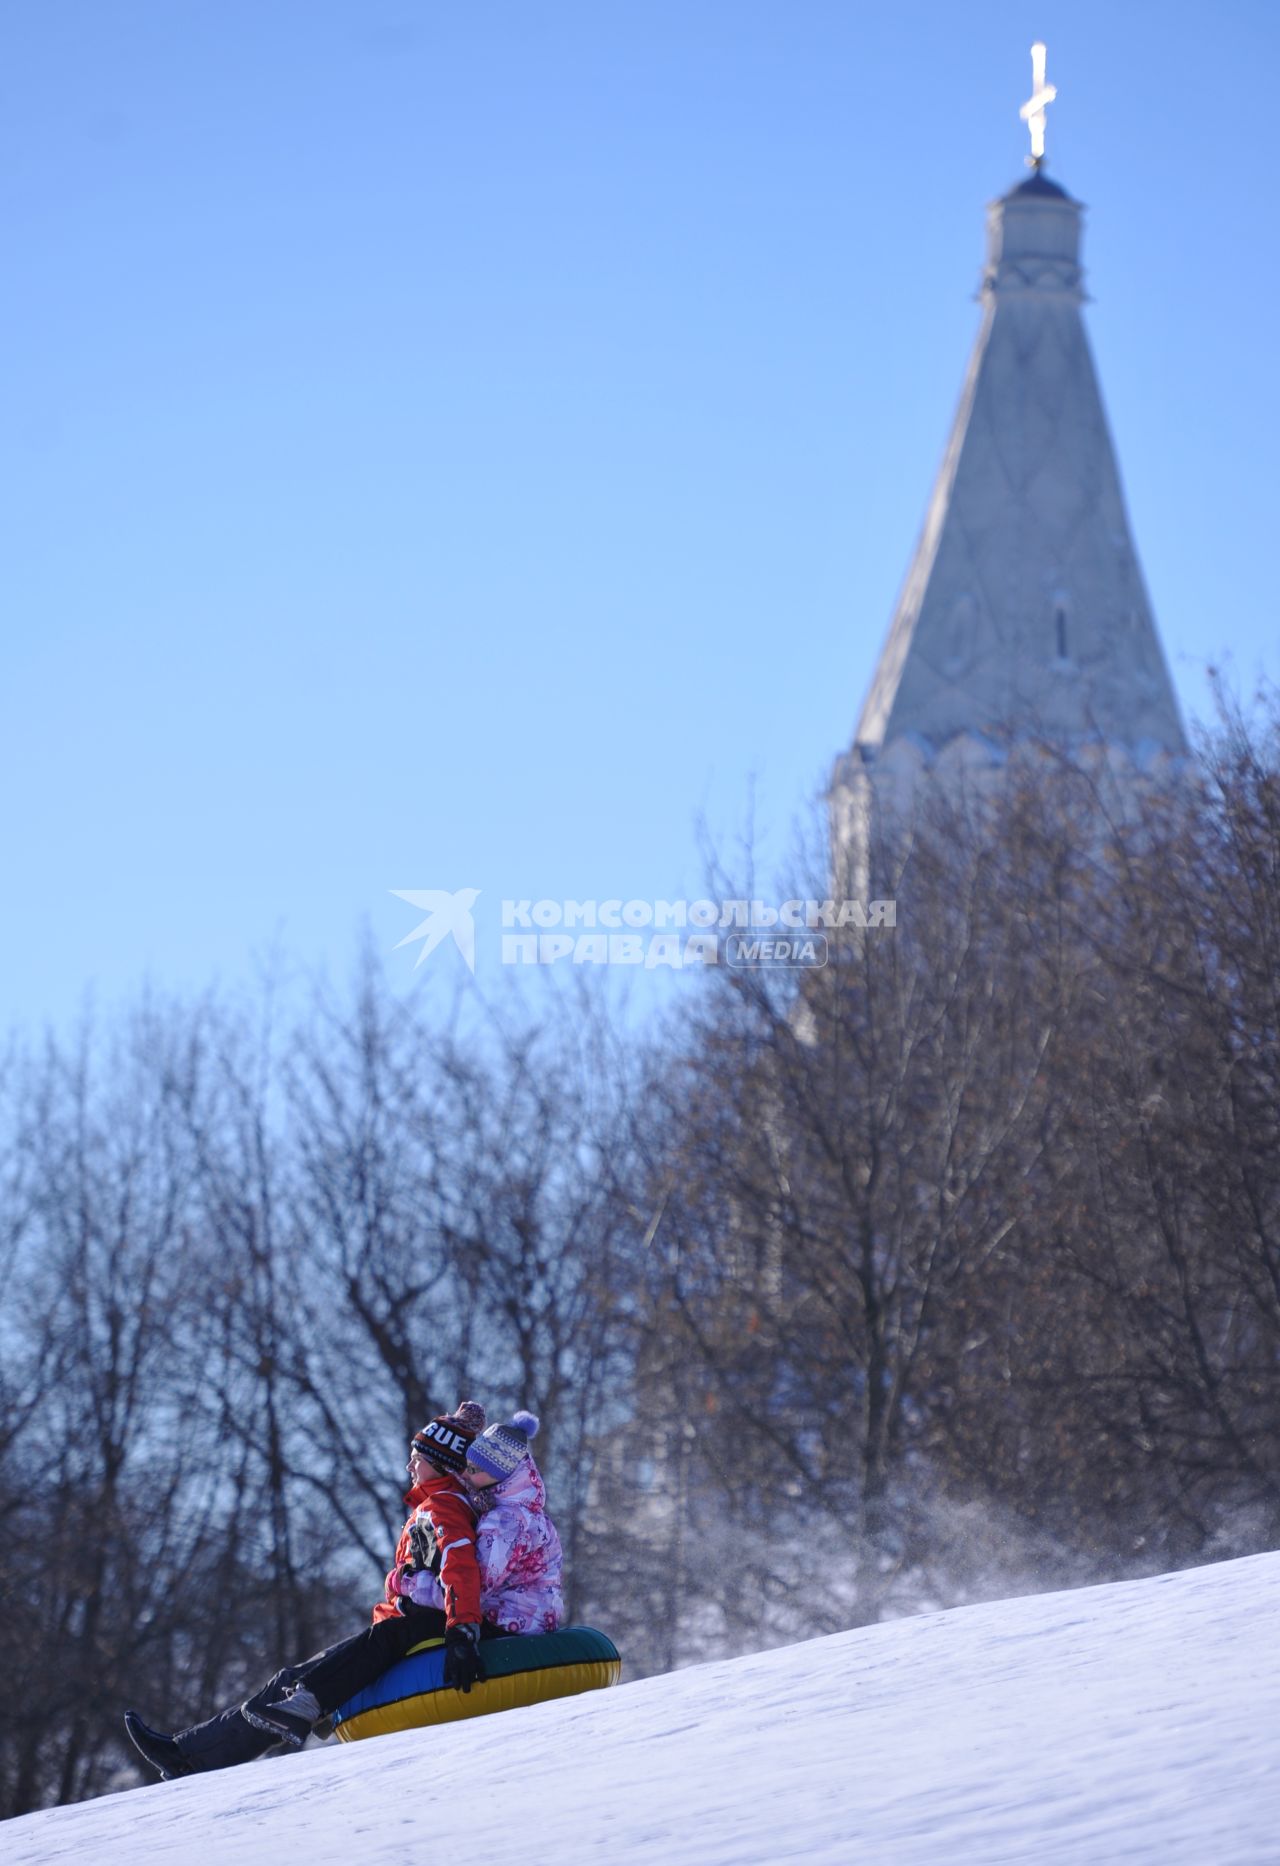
331, 1626, 621, 1740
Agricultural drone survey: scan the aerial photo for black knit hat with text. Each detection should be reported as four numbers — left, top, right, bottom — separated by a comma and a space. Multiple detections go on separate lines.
412, 1399, 486, 1475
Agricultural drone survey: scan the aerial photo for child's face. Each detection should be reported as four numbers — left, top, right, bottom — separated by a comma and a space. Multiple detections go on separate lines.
464, 1463, 500, 1491
406, 1447, 435, 1483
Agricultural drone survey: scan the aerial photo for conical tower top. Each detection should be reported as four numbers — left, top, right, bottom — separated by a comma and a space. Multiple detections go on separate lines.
846, 140, 1186, 768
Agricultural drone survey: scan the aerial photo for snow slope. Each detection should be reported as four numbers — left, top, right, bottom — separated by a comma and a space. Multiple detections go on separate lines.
10, 1551, 1279, 1865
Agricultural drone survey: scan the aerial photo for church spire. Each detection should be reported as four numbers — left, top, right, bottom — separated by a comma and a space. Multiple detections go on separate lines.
836, 61, 1187, 828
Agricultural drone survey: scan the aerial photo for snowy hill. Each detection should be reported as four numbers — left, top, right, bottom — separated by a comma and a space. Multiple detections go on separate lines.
10, 1551, 1280, 1865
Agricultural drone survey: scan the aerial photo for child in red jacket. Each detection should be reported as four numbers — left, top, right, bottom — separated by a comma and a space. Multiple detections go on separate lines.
378, 1403, 488, 1627
373, 1405, 488, 1681
124, 1403, 489, 1780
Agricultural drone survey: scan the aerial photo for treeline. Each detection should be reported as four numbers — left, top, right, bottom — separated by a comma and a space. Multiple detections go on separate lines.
623, 698, 1280, 1645
3, 698, 1278, 1815
0, 970, 633, 1814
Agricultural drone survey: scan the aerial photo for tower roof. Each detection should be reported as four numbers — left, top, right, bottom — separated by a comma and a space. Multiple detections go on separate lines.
1005, 171, 1072, 201
853, 173, 1187, 762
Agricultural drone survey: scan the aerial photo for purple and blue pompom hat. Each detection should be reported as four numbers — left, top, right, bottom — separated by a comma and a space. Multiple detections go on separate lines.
467, 1410, 539, 1481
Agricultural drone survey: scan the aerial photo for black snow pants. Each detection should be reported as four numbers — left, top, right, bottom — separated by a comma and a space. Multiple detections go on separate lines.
175, 1606, 448, 1773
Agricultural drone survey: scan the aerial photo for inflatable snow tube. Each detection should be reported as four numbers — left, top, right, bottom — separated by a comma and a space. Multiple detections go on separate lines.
331, 1626, 621, 1741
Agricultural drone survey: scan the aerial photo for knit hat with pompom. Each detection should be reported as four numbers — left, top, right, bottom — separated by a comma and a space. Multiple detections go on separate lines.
411, 1399, 487, 1475
465, 1410, 539, 1483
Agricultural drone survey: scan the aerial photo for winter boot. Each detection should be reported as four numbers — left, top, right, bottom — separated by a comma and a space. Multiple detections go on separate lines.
239, 1680, 323, 1749
124, 1711, 193, 1781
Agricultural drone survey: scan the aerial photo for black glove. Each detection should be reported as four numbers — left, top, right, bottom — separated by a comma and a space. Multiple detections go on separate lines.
443, 1622, 485, 1694
407, 1519, 437, 1575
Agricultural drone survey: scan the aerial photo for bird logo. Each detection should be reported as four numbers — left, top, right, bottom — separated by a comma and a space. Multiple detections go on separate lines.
390, 889, 481, 973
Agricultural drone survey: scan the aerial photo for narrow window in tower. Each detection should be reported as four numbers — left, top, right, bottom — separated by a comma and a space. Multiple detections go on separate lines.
1055, 607, 1068, 660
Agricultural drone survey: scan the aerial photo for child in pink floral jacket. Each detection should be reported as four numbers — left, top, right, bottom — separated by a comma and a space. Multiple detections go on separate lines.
400, 1410, 564, 1635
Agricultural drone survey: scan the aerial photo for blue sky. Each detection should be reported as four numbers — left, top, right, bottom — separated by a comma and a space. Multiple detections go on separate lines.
3, 0, 1276, 1035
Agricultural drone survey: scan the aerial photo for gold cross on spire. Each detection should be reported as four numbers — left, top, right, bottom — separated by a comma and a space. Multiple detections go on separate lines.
1019, 42, 1057, 169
